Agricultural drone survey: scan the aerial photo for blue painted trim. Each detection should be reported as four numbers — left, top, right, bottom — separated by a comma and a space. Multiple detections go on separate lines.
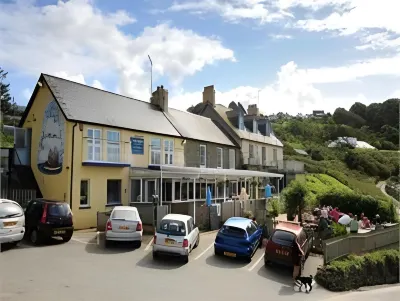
82, 161, 131, 167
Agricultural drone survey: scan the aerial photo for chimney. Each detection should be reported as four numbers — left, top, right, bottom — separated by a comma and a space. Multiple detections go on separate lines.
151, 85, 169, 112
247, 104, 259, 116
202, 85, 215, 106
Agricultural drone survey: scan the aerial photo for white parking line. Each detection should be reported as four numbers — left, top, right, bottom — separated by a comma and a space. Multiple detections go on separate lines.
194, 242, 214, 260
144, 237, 154, 251
71, 237, 96, 245
248, 252, 264, 271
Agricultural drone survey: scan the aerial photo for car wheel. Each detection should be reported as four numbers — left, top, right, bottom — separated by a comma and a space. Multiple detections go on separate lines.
105, 239, 111, 248
62, 235, 72, 243
136, 241, 142, 248
245, 256, 252, 263
182, 255, 189, 264
30, 229, 41, 245
194, 235, 200, 248
214, 248, 222, 256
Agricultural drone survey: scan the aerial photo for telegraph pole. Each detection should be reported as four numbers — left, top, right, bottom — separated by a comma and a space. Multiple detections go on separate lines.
148, 55, 153, 95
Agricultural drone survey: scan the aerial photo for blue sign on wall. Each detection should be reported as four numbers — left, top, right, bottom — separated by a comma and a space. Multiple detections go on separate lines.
130, 137, 144, 155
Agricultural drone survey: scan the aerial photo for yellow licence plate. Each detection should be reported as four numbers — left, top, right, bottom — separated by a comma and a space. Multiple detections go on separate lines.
224, 252, 236, 257
3, 221, 17, 227
165, 239, 175, 245
119, 225, 129, 230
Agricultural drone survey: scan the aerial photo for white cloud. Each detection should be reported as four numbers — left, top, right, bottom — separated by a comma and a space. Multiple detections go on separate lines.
22, 88, 32, 101
168, 0, 293, 24
54, 72, 86, 85
0, 0, 235, 101
92, 79, 105, 90
169, 57, 400, 115
269, 34, 293, 40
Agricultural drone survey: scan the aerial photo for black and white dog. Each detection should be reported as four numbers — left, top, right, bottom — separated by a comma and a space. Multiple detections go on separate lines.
295, 275, 313, 293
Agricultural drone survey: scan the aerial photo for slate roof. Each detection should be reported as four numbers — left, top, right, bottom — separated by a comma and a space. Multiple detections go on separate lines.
20, 74, 235, 146
164, 109, 234, 146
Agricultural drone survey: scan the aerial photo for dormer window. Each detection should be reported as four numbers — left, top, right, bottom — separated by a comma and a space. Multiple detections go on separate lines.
253, 119, 257, 133
239, 114, 244, 130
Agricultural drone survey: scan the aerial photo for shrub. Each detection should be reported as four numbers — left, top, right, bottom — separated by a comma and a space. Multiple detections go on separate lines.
315, 249, 400, 291
243, 211, 253, 219
331, 222, 347, 237
318, 191, 397, 222
269, 199, 280, 220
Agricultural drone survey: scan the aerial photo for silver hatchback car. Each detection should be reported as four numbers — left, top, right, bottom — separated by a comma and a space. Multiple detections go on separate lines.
0, 199, 25, 246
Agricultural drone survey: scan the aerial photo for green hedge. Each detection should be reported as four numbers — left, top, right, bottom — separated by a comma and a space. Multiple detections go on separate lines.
318, 191, 397, 222
315, 249, 400, 291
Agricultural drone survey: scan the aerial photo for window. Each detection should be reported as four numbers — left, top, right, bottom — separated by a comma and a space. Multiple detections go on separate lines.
150, 138, 161, 165
107, 131, 120, 162
200, 144, 206, 167
80, 180, 90, 207
130, 179, 141, 202
47, 203, 71, 217
262, 147, 266, 163
271, 230, 296, 247
273, 149, 278, 161
229, 149, 235, 169
111, 209, 138, 221
220, 226, 246, 238
159, 219, 186, 236
247, 222, 258, 236
107, 180, 121, 205
164, 140, 174, 165
253, 119, 257, 133
0, 202, 23, 218
249, 144, 254, 158
217, 147, 223, 168
87, 129, 101, 161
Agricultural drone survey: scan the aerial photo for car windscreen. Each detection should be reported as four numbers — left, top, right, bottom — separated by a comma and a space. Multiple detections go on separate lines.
158, 219, 186, 236
220, 225, 246, 238
111, 210, 138, 221
0, 202, 24, 219
47, 203, 71, 217
271, 230, 296, 247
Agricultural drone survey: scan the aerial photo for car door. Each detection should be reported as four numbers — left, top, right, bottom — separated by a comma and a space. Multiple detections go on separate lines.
186, 219, 195, 249
247, 222, 259, 248
25, 201, 42, 231
299, 230, 308, 256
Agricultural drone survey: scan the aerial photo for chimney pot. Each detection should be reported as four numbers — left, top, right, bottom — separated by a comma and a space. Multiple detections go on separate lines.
202, 85, 216, 107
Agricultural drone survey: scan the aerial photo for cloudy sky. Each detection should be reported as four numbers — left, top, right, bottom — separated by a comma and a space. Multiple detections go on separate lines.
1, 0, 399, 115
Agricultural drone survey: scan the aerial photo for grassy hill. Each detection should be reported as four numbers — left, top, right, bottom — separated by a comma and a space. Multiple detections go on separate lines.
271, 99, 399, 203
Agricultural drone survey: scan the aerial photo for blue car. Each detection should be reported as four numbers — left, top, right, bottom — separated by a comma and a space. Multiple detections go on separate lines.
214, 217, 263, 262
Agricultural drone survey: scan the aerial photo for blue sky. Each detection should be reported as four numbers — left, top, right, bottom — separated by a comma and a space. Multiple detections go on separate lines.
1, 0, 399, 115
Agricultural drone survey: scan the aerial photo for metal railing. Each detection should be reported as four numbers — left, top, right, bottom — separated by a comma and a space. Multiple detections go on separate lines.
0, 189, 36, 207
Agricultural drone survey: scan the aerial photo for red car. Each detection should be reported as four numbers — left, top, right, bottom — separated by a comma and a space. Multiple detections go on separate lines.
264, 221, 313, 268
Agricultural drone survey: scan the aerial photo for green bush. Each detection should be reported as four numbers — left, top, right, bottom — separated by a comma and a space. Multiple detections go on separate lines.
331, 222, 347, 237
315, 249, 400, 291
318, 191, 397, 222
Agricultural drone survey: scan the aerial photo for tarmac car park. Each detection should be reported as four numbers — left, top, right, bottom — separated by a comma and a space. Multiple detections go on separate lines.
0, 226, 329, 301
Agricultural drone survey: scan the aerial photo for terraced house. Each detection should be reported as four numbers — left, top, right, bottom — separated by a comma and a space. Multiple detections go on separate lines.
16, 75, 283, 229
189, 85, 304, 196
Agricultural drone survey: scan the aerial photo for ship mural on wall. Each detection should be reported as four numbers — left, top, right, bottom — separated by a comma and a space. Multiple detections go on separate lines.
37, 100, 65, 175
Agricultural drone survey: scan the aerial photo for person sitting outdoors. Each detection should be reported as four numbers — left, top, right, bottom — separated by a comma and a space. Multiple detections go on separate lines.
318, 215, 331, 239
350, 215, 359, 233
360, 216, 371, 229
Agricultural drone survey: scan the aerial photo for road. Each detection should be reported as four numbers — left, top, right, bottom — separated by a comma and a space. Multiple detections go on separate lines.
0, 231, 342, 301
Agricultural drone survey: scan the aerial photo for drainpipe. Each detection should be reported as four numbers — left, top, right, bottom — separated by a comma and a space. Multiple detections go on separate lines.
69, 123, 78, 209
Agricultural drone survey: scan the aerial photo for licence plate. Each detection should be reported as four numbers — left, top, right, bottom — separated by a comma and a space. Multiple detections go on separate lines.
54, 230, 66, 235
119, 225, 129, 230
3, 221, 17, 227
164, 239, 175, 245
224, 252, 236, 257
276, 249, 289, 256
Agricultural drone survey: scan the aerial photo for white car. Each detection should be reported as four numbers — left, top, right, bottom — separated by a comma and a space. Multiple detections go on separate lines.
0, 199, 25, 245
105, 206, 142, 247
153, 214, 200, 263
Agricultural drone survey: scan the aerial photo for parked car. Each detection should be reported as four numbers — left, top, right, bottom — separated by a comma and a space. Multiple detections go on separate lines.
105, 206, 142, 247
264, 221, 313, 268
153, 214, 200, 263
24, 199, 73, 245
0, 199, 25, 246
214, 217, 263, 262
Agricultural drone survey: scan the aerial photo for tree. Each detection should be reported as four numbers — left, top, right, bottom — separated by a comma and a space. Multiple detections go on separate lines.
282, 180, 308, 224
333, 108, 366, 128
349, 102, 367, 120
0, 67, 12, 115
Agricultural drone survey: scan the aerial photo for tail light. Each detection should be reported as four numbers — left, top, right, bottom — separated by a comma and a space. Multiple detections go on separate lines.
153, 235, 157, 244
182, 239, 189, 248
106, 220, 112, 231
40, 203, 48, 224
136, 221, 142, 231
